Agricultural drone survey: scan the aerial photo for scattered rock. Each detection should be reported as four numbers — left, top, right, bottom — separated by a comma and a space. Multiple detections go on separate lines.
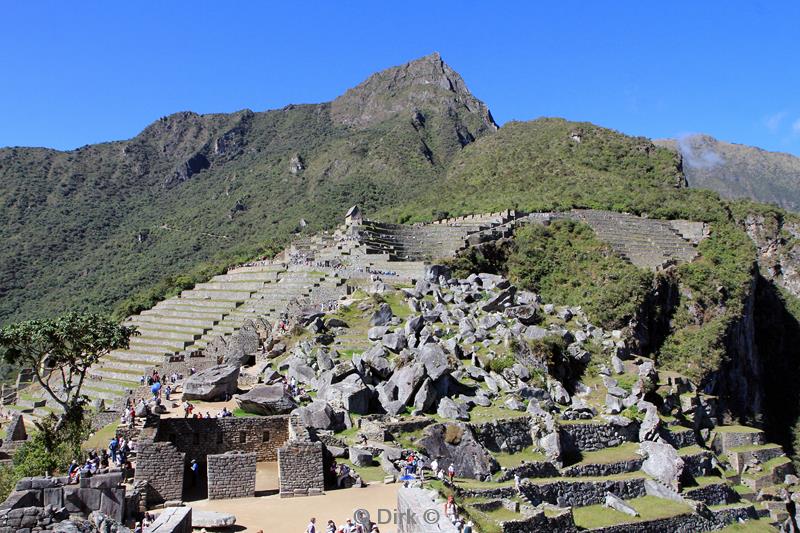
604, 492, 638, 516
192, 510, 237, 529
182, 365, 240, 401
436, 397, 469, 421
370, 303, 394, 326
236, 384, 297, 415
349, 447, 373, 467
640, 441, 684, 491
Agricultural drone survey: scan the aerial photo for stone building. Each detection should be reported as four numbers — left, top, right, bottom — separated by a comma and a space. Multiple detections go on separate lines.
135, 414, 325, 504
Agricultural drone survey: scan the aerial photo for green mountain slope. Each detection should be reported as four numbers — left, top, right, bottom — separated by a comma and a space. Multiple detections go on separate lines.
0, 53, 496, 324
656, 134, 800, 213
387, 118, 727, 223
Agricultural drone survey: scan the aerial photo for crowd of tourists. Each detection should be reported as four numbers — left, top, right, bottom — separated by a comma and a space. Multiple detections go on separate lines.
66, 435, 134, 484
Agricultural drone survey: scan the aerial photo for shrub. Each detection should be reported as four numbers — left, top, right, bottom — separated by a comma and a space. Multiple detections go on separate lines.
507, 221, 652, 329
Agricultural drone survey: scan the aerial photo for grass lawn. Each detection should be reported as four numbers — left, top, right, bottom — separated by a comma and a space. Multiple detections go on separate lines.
492, 446, 546, 468
715, 425, 763, 434
341, 459, 386, 483
470, 402, 530, 423
83, 422, 119, 450
572, 496, 692, 529
232, 407, 259, 418
677, 444, 704, 456
572, 442, 639, 466
718, 519, 778, 532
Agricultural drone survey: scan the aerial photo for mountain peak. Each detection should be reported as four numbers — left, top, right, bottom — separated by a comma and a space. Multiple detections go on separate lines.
331, 53, 497, 133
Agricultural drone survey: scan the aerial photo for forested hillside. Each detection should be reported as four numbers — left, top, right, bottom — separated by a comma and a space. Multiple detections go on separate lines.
0, 53, 495, 323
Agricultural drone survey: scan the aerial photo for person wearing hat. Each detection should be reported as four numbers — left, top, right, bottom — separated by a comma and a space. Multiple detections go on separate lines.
190, 459, 199, 487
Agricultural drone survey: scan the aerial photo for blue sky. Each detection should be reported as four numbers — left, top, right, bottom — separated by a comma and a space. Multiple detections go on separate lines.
1, 1, 799, 155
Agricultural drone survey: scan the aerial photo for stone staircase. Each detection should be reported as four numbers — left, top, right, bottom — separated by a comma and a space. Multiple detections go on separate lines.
356, 214, 510, 262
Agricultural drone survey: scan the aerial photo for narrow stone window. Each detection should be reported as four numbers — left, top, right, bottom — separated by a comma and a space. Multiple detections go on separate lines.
262, 431, 270, 443
217, 432, 223, 444
169, 433, 177, 443
239, 431, 246, 444
193, 433, 200, 445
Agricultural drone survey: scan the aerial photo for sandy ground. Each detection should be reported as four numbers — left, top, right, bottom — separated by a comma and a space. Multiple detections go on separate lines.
187, 482, 400, 532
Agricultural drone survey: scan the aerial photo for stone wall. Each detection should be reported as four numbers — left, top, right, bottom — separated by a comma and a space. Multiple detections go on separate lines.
277, 441, 324, 497
560, 422, 638, 453
134, 441, 184, 505
207, 452, 256, 500
520, 477, 646, 507
561, 457, 643, 477
683, 482, 739, 505
588, 503, 757, 533
471, 417, 533, 453
149, 506, 192, 533
500, 509, 577, 533
155, 416, 289, 462
2, 472, 126, 525
497, 461, 559, 482
662, 428, 697, 449
682, 450, 715, 477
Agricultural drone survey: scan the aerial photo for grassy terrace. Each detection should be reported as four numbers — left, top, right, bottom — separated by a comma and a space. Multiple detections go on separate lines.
728, 443, 783, 453
719, 519, 778, 532
341, 458, 386, 483
714, 425, 763, 433
572, 496, 692, 529
678, 444, 705, 456
492, 446, 546, 469
570, 442, 640, 466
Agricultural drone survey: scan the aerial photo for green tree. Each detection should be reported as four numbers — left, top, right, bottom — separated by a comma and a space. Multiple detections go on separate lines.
0, 312, 136, 441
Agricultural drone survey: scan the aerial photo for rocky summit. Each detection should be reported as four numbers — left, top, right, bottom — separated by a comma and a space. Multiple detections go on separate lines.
2, 52, 800, 533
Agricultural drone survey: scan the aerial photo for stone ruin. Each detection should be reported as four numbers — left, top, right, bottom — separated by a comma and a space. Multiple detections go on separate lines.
134, 413, 324, 505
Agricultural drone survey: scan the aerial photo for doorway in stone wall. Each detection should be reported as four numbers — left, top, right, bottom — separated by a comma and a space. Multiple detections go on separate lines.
183, 460, 208, 501
255, 461, 280, 496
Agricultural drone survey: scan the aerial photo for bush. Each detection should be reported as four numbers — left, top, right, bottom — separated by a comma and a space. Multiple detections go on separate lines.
507, 221, 652, 329
488, 354, 515, 373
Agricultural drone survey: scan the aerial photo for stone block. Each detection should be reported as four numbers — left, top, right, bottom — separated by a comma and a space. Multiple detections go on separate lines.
42, 487, 63, 508
77, 487, 102, 511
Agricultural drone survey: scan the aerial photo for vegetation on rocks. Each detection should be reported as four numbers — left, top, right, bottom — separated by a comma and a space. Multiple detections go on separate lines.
507, 220, 652, 329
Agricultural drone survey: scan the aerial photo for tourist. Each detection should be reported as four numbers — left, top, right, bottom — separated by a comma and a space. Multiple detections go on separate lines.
463, 521, 473, 533
430, 458, 438, 475
165, 385, 171, 401
514, 473, 520, 490
337, 463, 351, 488
444, 495, 457, 523
416, 456, 425, 480
448, 463, 455, 483
325, 520, 336, 533
133, 522, 142, 533
306, 517, 317, 533
190, 459, 199, 487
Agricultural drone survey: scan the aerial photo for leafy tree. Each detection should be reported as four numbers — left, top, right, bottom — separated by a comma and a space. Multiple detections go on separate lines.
0, 312, 136, 439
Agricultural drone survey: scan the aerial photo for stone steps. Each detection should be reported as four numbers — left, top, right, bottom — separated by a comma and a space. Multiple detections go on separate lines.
129, 337, 189, 351
109, 349, 168, 362
180, 289, 254, 300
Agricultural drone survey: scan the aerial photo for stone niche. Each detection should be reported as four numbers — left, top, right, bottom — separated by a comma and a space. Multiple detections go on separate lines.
207, 452, 256, 500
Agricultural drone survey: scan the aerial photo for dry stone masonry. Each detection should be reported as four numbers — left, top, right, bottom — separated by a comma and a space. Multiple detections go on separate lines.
207, 452, 256, 499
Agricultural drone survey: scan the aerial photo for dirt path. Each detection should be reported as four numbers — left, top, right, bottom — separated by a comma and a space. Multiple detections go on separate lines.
187, 483, 400, 532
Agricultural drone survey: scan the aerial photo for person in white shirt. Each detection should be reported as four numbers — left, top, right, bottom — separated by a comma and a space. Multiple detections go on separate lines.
306, 517, 317, 533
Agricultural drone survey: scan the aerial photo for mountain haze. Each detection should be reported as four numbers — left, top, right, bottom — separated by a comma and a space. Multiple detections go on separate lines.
657, 134, 800, 212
